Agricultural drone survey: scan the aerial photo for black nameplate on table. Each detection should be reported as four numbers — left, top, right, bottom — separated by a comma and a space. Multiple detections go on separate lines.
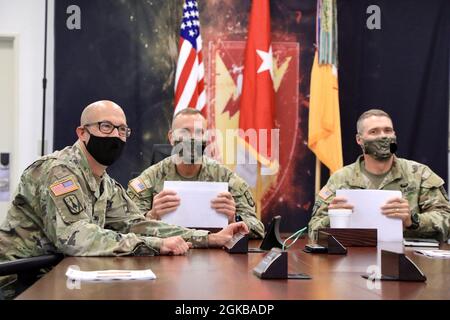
304, 231, 347, 255
224, 233, 248, 254
362, 250, 427, 282
303, 243, 328, 253
248, 215, 284, 253
253, 248, 311, 280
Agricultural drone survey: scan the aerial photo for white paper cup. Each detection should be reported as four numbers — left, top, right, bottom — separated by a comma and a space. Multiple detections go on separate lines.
328, 209, 352, 228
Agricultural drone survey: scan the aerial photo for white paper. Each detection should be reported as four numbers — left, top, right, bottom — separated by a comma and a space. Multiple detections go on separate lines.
403, 240, 439, 247
66, 267, 156, 281
336, 189, 403, 242
162, 181, 228, 228
414, 249, 450, 259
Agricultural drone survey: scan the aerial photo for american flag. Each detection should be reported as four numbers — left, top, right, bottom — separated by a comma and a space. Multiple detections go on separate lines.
130, 178, 146, 193
50, 178, 78, 196
174, 0, 206, 116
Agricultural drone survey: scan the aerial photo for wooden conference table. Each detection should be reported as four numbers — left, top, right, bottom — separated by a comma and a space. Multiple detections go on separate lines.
16, 238, 450, 300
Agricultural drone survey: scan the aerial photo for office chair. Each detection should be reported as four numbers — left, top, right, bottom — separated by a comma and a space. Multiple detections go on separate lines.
150, 144, 172, 165
129, 144, 172, 181
0, 254, 63, 297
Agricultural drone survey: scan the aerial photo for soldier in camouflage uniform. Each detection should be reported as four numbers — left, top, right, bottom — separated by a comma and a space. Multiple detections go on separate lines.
0, 101, 249, 298
309, 109, 450, 242
127, 108, 265, 239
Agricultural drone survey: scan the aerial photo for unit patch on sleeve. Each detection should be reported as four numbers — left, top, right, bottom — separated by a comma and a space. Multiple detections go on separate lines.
63, 194, 83, 215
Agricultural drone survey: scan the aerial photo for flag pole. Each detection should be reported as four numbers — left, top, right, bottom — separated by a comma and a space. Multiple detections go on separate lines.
256, 161, 263, 220
315, 157, 321, 194
41, 0, 48, 156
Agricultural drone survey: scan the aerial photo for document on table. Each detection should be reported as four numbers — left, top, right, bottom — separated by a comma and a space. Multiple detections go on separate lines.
336, 189, 403, 242
66, 267, 156, 281
403, 238, 439, 247
414, 249, 450, 259
162, 181, 229, 228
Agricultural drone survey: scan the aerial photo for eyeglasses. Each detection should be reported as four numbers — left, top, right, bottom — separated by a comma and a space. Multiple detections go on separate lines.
84, 121, 132, 138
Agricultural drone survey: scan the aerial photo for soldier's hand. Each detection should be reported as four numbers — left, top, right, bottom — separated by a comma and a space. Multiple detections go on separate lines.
381, 197, 412, 228
211, 192, 236, 223
147, 189, 180, 220
207, 222, 249, 247
329, 196, 354, 210
160, 236, 192, 255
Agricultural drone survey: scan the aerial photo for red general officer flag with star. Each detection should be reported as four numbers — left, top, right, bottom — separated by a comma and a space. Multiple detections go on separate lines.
239, 0, 276, 167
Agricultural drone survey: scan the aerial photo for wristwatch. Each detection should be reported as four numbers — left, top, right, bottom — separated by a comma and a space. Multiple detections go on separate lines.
407, 212, 420, 230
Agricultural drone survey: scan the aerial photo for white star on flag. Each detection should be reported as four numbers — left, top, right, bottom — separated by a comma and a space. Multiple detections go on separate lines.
256, 46, 274, 80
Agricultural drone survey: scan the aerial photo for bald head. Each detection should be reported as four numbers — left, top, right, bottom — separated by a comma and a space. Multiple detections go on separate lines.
76, 100, 129, 170
80, 100, 126, 126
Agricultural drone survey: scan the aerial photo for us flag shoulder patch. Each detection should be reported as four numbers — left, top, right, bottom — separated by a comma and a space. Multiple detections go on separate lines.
318, 186, 333, 200
50, 177, 79, 196
130, 178, 147, 194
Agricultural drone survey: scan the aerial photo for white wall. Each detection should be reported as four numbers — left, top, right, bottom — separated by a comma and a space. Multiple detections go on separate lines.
0, 0, 54, 221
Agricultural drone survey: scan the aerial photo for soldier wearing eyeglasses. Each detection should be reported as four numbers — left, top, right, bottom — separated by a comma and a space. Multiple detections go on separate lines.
0, 100, 249, 299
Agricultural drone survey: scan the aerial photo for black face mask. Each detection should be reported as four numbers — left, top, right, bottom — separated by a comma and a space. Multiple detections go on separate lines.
171, 139, 207, 164
84, 131, 125, 166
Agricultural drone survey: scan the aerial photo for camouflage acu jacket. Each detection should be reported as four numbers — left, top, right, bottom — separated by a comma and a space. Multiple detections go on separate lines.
0, 141, 210, 262
309, 156, 450, 242
127, 155, 265, 238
